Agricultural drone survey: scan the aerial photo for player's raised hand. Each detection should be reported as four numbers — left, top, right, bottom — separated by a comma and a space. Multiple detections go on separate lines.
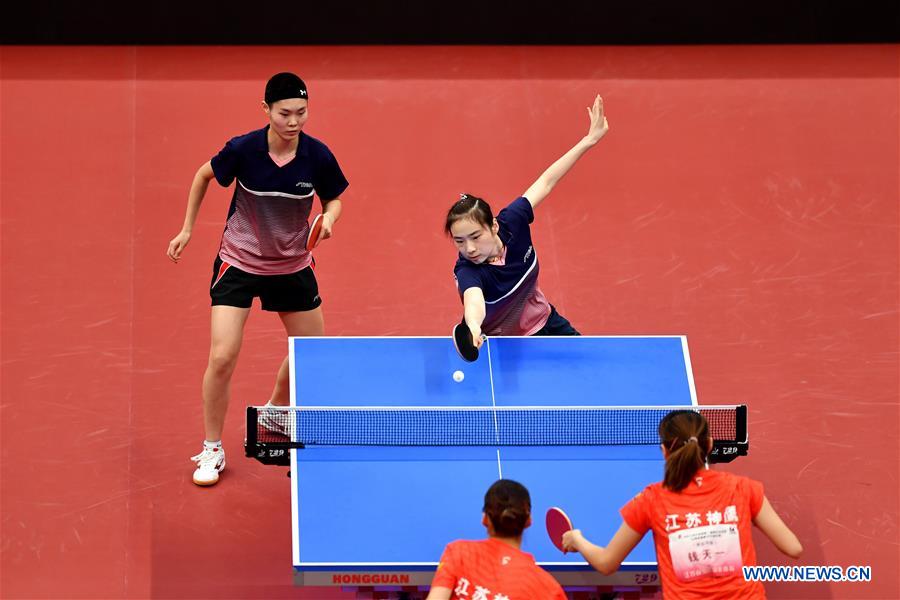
585, 95, 609, 145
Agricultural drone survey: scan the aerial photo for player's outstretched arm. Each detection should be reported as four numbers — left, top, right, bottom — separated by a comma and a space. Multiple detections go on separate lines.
522, 95, 609, 210
753, 497, 803, 558
562, 522, 643, 575
462, 287, 487, 349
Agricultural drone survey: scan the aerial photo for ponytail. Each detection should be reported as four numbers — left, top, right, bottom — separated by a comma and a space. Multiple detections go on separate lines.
659, 411, 710, 491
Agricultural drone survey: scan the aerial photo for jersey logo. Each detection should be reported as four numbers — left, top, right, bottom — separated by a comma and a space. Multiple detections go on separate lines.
502, 556, 511, 565
524, 246, 533, 262
296, 181, 314, 188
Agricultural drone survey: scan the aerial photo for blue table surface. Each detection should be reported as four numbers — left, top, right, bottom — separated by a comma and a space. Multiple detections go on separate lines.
288, 336, 696, 571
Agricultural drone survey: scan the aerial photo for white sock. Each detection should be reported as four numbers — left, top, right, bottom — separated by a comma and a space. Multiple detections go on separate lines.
204, 440, 222, 450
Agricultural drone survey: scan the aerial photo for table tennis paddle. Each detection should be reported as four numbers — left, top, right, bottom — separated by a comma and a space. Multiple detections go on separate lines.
546, 507, 574, 553
306, 214, 323, 251
452, 321, 480, 362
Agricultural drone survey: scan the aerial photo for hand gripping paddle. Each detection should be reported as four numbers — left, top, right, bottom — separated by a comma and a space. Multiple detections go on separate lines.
452, 321, 482, 362
305, 214, 323, 251
545, 507, 574, 553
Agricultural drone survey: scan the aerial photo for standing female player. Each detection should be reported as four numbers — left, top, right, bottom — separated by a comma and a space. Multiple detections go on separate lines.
445, 95, 608, 348
561, 410, 803, 599
167, 73, 349, 486
427, 479, 567, 600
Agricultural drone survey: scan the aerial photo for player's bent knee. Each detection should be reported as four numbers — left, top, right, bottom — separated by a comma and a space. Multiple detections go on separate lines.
207, 352, 239, 376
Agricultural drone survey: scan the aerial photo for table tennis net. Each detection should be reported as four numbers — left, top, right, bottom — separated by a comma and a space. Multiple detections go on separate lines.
247, 405, 746, 449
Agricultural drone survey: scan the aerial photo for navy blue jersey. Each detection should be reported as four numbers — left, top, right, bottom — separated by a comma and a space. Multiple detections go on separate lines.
454, 197, 551, 335
210, 126, 348, 275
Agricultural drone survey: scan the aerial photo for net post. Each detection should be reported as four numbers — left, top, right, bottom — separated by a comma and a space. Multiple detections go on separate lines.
245, 407, 258, 458
735, 404, 748, 444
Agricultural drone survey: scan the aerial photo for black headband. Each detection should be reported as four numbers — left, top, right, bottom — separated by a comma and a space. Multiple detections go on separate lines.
265, 72, 308, 105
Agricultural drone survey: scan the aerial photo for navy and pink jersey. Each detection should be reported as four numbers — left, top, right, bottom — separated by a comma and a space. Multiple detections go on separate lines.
453, 197, 551, 336
210, 126, 349, 275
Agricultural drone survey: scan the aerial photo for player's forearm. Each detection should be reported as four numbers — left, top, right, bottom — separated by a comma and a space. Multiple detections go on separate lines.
575, 539, 616, 575
180, 168, 213, 233
525, 137, 598, 206
754, 498, 804, 558
541, 137, 598, 190
463, 299, 485, 332
322, 197, 342, 224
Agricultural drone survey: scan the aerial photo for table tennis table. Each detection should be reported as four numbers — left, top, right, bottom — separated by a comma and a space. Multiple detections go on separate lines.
245, 335, 748, 598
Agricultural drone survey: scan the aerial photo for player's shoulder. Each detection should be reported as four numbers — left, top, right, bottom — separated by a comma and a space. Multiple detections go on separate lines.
443, 538, 488, 558
463, 538, 494, 549
445, 538, 482, 550
498, 196, 531, 215
707, 468, 752, 486
301, 131, 336, 156
454, 256, 479, 276
717, 469, 763, 494
640, 481, 664, 496
224, 127, 267, 151
497, 196, 534, 225
623, 481, 663, 508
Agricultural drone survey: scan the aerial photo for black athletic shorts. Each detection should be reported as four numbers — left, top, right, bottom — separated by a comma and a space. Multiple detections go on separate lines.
533, 304, 580, 336
209, 256, 321, 312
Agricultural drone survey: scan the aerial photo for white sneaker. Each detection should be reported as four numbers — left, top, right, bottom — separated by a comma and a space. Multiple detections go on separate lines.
191, 446, 226, 486
258, 405, 290, 437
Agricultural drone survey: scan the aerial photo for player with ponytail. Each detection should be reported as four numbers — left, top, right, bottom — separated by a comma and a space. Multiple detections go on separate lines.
561, 410, 803, 599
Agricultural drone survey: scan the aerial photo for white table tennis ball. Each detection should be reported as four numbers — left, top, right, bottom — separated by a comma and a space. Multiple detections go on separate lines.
453, 370, 465, 382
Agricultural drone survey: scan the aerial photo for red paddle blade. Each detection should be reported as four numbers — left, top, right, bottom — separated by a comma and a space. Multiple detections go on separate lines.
452, 322, 479, 362
545, 507, 573, 553
306, 214, 323, 251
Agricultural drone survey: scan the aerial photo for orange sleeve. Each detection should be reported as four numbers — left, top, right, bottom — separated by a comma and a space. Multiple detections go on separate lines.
620, 487, 652, 534
549, 575, 568, 599
532, 567, 567, 599
747, 478, 765, 517
431, 542, 460, 589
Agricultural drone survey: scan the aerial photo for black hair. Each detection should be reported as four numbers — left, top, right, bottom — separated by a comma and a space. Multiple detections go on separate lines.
444, 194, 494, 235
483, 479, 531, 537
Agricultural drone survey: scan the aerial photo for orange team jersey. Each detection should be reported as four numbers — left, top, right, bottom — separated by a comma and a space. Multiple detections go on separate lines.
431, 538, 566, 600
620, 468, 766, 600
